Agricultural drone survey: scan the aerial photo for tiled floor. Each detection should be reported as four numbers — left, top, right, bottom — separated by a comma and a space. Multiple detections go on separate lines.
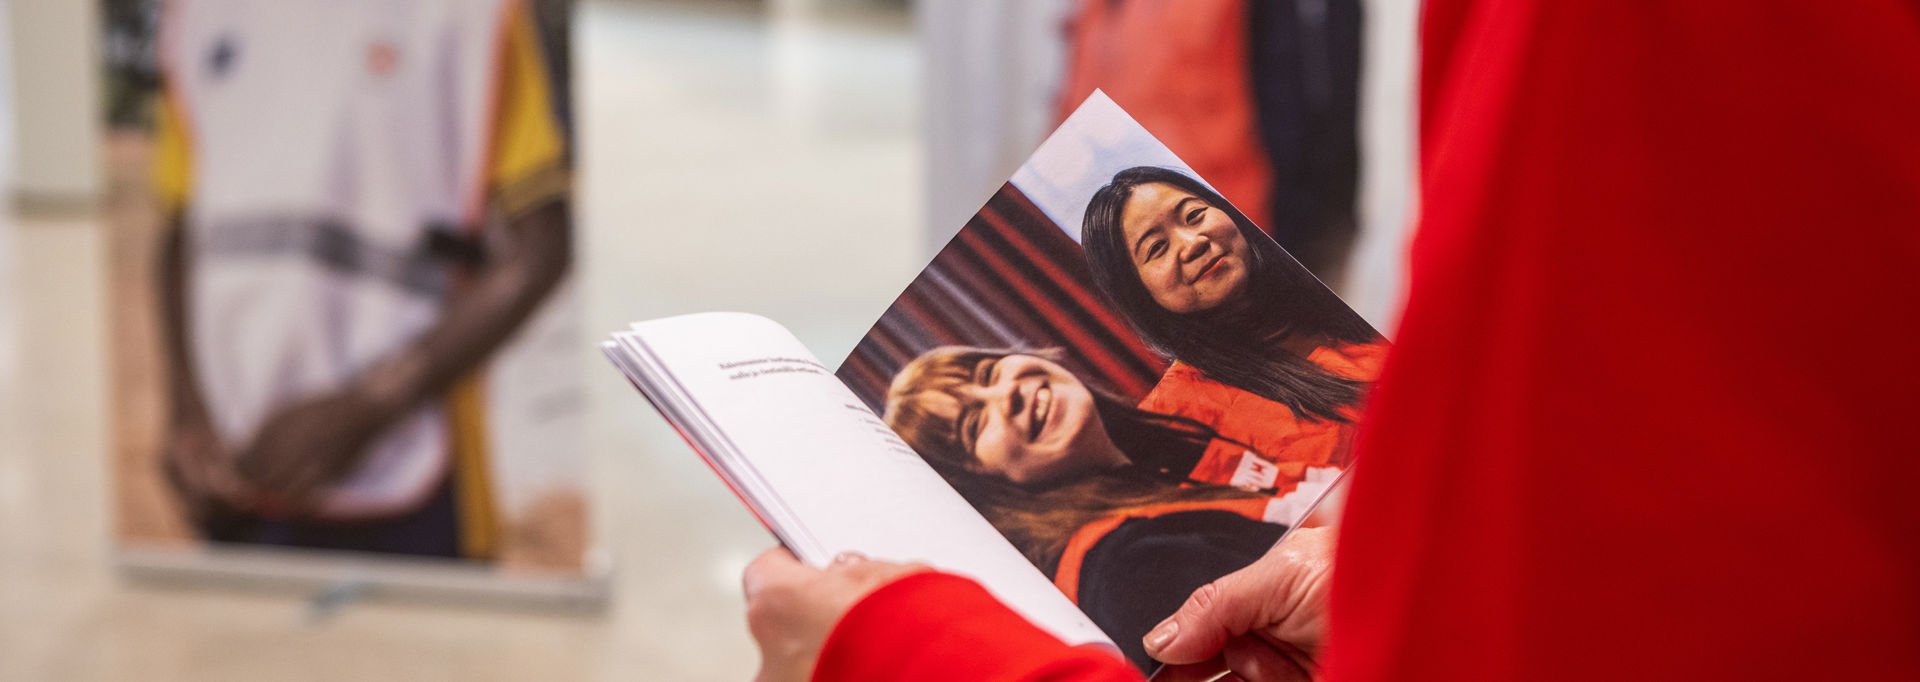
0, 1, 922, 679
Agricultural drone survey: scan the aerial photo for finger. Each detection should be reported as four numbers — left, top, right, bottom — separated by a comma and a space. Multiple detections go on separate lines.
250, 447, 333, 517
162, 454, 211, 519
239, 430, 302, 488
163, 447, 203, 496
1145, 572, 1270, 665
279, 487, 324, 518
232, 442, 275, 484
238, 450, 283, 490
1222, 637, 1313, 682
168, 443, 238, 512
1151, 654, 1231, 682
272, 459, 330, 510
830, 552, 906, 585
741, 547, 810, 600
202, 464, 248, 504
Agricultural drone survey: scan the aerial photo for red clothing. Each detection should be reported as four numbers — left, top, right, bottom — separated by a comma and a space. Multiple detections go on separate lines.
816, 3, 1920, 680
1143, 342, 1387, 488
1056, 0, 1272, 229
1328, 2, 1920, 680
813, 572, 1141, 682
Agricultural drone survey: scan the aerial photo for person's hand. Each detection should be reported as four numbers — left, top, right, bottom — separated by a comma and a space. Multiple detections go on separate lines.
741, 548, 929, 682
1145, 526, 1336, 681
161, 413, 251, 523
234, 389, 389, 513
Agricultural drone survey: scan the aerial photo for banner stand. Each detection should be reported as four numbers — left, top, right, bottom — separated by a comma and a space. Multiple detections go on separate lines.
113, 544, 613, 613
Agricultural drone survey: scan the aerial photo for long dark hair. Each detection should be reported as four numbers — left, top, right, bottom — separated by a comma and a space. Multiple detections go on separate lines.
884, 346, 1266, 575
1082, 166, 1379, 423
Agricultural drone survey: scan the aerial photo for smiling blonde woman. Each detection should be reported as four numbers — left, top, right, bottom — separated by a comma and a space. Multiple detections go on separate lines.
880, 345, 1340, 669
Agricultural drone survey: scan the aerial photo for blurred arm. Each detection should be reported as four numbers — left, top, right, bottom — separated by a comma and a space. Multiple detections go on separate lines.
236, 9, 574, 504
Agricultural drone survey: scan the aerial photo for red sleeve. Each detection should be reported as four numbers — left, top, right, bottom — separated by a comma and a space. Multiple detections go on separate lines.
1328, 2, 1920, 681
814, 572, 1142, 682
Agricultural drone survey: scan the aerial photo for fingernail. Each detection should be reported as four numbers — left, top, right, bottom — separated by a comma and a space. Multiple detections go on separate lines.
1143, 618, 1178, 654
832, 551, 867, 565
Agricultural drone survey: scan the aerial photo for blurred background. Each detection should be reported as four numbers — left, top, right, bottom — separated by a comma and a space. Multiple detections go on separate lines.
0, 0, 1416, 679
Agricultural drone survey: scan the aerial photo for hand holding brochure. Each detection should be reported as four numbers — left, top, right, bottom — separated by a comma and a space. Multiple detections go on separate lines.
604, 313, 1110, 646
603, 92, 1386, 672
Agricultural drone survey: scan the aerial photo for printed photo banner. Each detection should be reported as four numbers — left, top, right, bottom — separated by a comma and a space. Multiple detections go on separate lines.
105, 0, 596, 586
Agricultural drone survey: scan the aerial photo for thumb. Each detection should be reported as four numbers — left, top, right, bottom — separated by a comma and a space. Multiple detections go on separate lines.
1143, 570, 1271, 665
741, 547, 809, 600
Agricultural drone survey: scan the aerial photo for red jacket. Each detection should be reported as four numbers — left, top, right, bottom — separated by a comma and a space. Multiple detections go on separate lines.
1143, 342, 1387, 490
814, 3, 1920, 680
813, 572, 1140, 682
1327, 2, 1920, 679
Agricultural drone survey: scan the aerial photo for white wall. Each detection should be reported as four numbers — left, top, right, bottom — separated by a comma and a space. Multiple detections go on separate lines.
3, 0, 102, 206
1344, 0, 1420, 333
916, 0, 1070, 251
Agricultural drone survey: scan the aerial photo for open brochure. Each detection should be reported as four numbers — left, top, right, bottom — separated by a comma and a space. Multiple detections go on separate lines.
603, 92, 1386, 672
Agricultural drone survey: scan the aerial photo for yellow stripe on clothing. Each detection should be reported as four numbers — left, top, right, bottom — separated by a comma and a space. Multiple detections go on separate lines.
489, 7, 567, 218
448, 374, 501, 560
150, 94, 195, 215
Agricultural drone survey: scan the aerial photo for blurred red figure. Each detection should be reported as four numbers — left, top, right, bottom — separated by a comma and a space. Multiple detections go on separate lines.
1057, 0, 1364, 278
1329, 2, 1920, 679
744, 2, 1920, 680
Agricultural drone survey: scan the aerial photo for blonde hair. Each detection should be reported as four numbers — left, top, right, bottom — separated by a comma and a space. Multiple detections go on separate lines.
882, 346, 1263, 576
883, 346, 1065, 471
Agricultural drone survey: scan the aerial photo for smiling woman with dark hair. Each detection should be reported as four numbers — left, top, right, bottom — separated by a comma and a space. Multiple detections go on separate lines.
1082, 166, 1386, 474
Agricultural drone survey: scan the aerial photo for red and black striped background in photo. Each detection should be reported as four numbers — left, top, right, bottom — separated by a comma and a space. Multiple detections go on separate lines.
838, 183, 1169, 411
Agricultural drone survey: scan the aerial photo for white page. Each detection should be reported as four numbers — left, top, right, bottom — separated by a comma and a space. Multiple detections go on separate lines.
621, 312, 1113, 648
